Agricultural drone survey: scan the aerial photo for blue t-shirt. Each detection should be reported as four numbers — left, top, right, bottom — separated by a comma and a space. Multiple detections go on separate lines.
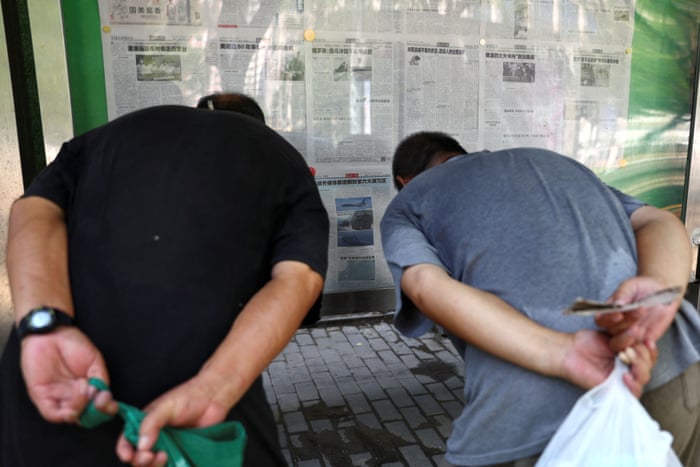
380, 147, 700, 466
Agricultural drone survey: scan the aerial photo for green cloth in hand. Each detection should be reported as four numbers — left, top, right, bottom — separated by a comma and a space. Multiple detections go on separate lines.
79, 378, 246, 467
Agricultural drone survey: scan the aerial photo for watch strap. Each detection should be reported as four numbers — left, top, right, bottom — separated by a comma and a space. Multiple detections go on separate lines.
17, 307, 74, 339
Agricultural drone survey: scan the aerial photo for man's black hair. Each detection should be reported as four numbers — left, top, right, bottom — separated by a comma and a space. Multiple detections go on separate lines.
392, 132, 467, 191
196, 92, 266, 124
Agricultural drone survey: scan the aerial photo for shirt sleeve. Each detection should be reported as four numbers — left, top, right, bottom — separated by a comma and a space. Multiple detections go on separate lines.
270, 162, 330, 280
380, 198, 448, 337
606, 185, 646, 217
23, 138, 85, 212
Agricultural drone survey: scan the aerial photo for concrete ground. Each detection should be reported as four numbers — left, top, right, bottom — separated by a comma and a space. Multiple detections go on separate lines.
263, 316, 465, 466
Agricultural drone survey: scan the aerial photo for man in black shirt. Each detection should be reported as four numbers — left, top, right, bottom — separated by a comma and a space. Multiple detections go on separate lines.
1, 105, 329, 466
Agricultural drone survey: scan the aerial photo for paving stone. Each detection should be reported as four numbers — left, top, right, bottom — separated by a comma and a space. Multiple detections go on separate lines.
320, 348, 342, 364
359, 380, 386, 400
318, 384, 345, 407
400, 353, 421, 368
368, 337, 391, 351
295, 332, 315, 346
433, 414, 454, 438
300, 345, 321, 358
378, 349, 402, 363
385, 420, 416, 443
414, 393, 444, 416
372, 398, 401, 422
310, 327, 328, 339
289, 366, 312, 383
425, 381, 456, 402
376, 374, 404, 390
416, 427, 446, 451
345, 393, 372, 414
327, 360, 352, 378
355, 411, 382, 430
305, 357, 329, 373
385, 386, 413, 408
335, 376, 362, 395
295, 381, 320, 402
364, 357, 388, 373
284, 351, 307, 368
311, 371, 335, 388
296, 459, 322, 467
444, 375, 463, 391
399, 406, 428, 429
398, 375, 429, 396
399, 444, 433, 467
310, 419, 333, 433
283, 411, 309, 433
277, 392, 300, 412
441, 400, 464, 419
350, 452, 373, 466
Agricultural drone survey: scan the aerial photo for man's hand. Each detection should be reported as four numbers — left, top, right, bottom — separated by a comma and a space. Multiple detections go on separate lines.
20, 327, 117, 423
559, 330, 657, 397
595, 276, 680, 352
115, 372, 231, 467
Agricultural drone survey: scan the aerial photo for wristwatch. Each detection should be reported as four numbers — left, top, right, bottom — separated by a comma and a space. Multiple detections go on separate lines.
17, 307, 74, 339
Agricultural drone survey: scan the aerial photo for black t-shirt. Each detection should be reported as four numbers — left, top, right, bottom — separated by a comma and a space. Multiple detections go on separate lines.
0, 106, 329, 466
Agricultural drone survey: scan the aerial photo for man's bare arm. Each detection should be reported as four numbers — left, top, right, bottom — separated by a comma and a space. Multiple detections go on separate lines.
401, 263, 654, 395
125, 260, 324, 464
597, 205, 692, 349
7, 196, 74, 321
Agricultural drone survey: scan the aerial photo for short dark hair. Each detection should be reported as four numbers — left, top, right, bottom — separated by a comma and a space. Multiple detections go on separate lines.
196, 92, 266, 124
392, 132, 467, 191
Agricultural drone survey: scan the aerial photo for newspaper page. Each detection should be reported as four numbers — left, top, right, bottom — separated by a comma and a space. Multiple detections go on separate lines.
562, 46, 632, 169
317, 175, 394, 293
482, 0, 560, 42
101, 25, 214, 117
216, 30, 308, 155
307, 37, 397, 166
306, 0, 401, 34
401, 41, 481, 151
216, 0, 303, 29
481, 42, 569, 150
563, 0, 635, 46
404, 1, 481, 36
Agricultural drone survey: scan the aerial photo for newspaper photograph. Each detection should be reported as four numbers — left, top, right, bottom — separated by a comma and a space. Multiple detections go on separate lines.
317, 175, 394, 293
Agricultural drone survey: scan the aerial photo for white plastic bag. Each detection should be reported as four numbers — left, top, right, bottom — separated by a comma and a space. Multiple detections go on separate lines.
536, 358, 682, 467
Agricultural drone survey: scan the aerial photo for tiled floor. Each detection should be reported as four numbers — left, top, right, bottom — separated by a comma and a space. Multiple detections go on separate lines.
263, 317, 465, 466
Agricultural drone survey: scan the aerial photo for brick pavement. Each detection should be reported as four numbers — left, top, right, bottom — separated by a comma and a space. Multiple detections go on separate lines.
263, 316, 465, 466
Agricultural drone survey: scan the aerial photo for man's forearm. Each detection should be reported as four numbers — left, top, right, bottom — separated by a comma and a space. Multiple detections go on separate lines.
401, 263, 571, 378
198, 260, 324, 409
7, 197, 74, 322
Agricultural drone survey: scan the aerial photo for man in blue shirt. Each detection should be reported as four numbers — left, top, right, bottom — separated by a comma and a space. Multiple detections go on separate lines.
381, 131, 700, 466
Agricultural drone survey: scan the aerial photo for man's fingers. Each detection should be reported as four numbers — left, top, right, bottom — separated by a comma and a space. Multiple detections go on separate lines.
30, 379, 94, 423
92, 390, 119, 415
618, 340, 658, 397
137, 401, 175, 453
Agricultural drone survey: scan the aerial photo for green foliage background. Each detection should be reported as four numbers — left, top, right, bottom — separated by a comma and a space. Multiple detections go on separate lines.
601, 0, 700, 216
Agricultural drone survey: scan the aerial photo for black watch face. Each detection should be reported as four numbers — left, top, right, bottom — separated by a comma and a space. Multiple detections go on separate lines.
28, 309, 56, 331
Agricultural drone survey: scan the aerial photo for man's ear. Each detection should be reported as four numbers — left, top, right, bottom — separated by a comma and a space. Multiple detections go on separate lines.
396, 175, 411, 188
